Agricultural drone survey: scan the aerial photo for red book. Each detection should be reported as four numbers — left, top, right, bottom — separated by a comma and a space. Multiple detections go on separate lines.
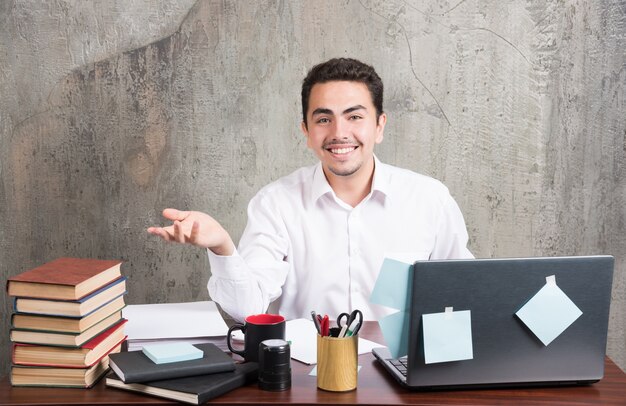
12, 319, 127, 368
7, 257, 122, 300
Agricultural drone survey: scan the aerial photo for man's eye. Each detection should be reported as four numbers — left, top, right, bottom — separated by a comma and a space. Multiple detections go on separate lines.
349, 115, 362, 120
317, 117, 330, 124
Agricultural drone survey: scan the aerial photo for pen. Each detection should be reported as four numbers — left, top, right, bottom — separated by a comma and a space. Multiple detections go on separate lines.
345, 318, 361, 337
311, 311, 321, 335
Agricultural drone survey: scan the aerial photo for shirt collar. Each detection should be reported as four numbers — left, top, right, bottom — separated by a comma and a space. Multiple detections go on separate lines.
370, 155, 391, 200
311, 162, 333, 203
310, 155, 391, 204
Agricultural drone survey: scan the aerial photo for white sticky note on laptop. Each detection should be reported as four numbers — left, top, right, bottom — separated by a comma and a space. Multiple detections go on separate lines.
516, 275, 583, 346
422, 307, 473, 364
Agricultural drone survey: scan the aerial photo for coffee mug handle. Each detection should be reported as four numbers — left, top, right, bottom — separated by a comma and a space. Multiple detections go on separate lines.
227, 323, 246, 357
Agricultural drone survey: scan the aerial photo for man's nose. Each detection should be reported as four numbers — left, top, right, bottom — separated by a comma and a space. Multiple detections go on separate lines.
332, 119, 350, 139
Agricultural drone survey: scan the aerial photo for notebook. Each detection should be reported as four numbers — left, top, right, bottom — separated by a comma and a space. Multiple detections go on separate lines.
373, 255, 614, 389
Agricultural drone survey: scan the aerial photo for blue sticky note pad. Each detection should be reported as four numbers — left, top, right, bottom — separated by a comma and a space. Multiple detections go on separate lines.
142, 342, 204, 364
516, 277, 583, 346
369, 258, 413, 311
422, 309, 473, 364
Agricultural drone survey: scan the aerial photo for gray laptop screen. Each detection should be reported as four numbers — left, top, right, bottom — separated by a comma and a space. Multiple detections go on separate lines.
406, 256, 613, 387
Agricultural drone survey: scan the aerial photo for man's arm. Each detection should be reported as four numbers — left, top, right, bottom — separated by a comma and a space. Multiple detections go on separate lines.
207, 193, 290, 321
148, 199, 290, 322
431, 194, 474, 260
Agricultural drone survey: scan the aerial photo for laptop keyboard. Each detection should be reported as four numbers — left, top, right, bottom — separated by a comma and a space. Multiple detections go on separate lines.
389, 357, 409, 377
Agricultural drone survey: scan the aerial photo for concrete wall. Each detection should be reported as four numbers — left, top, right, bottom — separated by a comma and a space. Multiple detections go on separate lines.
1, 0, 624, 377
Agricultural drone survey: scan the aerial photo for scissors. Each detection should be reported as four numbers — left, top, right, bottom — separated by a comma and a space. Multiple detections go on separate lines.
337, 309, 363, 337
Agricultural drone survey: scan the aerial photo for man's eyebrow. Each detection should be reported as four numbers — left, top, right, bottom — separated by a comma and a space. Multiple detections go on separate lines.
311, 107, 333, 116
311, 105, 367, 117
343, 105, 367, 115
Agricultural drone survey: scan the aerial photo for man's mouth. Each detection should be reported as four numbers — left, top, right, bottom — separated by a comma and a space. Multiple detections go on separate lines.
326, 146, 358, 155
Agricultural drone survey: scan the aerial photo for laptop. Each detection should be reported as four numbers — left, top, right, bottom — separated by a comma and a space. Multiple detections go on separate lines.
373, 255, 614, 389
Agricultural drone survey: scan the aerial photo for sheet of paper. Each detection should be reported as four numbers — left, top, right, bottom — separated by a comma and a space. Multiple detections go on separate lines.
286, 319, 383, 365
123, 301, 228, 340
309, 365, 362, 376
516, 275, 583, 346
422, 308, 473, 364
369, 258, 413, 358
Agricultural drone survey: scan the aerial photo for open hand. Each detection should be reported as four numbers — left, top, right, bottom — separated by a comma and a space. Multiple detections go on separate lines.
147, 208, 234, 256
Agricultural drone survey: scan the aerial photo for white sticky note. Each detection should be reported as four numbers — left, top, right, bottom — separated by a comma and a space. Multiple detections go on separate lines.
516, 275, 583, 346
422, 308, 473, 364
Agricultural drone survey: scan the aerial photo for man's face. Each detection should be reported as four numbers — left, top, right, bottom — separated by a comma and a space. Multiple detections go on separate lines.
301, 81, 386, 181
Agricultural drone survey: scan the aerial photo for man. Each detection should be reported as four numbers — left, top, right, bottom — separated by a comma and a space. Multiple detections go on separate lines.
148, 58, 472, 321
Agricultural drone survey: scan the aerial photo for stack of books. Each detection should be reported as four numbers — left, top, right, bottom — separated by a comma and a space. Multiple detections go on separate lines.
7, 257, 128, 388
105, 343, 258, 405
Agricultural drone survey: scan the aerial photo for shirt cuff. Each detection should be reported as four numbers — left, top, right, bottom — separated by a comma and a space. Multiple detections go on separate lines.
206, 248, 248, 280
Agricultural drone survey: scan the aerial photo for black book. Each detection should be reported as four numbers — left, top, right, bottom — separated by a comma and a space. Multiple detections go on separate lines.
106, 362, 259, 405
108, 343, 235, 383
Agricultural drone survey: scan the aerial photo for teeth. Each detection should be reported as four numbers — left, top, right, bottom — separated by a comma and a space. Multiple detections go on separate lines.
330, 147, 355, 154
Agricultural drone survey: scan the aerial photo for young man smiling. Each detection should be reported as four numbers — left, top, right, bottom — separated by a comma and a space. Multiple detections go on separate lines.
148, 58, 472, 321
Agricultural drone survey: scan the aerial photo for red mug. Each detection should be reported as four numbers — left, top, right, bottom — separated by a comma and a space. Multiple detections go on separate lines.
227, 314, 286, 362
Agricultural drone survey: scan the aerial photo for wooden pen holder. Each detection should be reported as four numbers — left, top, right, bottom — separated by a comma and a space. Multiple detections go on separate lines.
316, 334, 358, 392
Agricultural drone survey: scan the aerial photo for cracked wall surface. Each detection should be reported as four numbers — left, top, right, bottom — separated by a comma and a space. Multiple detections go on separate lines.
1, 0, 625, 376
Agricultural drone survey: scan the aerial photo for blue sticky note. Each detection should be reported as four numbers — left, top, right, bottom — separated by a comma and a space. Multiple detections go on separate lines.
422, 308, 473, 364
142, 342, 203, 364
369, 258, 413, 311
369, 259, 413, 358
379, 310, 411, 358
516, 276, 583, 346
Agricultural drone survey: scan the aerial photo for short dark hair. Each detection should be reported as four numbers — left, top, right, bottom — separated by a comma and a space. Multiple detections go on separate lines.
301, 58, 384, 126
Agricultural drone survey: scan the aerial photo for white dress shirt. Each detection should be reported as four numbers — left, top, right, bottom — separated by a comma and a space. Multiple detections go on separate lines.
207, 157, 473, 322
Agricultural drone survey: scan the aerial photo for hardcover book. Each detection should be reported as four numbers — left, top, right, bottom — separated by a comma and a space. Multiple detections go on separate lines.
7, 257, 122, 300
13, 277, 126, 317
105, 362, 258, 405
10, 355, 111, 388
12, 320, 126, 368
11, 301, 125, 333
108, 343, 235, 383
10, 317, 127, 347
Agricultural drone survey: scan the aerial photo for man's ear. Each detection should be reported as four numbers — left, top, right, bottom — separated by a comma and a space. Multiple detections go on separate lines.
375, 113, 387, 144
301, 121, 312, 149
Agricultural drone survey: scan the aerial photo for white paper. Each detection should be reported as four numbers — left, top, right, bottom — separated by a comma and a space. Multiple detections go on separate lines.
123, 301, 228, 340
286, 318, 382, 365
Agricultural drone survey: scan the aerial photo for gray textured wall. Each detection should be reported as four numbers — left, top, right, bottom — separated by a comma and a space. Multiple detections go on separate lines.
1, 0, 624, 378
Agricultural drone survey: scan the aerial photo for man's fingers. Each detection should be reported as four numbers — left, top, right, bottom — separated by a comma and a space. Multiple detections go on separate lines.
162, 208, 189, 221
147, 227, 175, 242
189, 221, 200, 244
173, 220, 186, 244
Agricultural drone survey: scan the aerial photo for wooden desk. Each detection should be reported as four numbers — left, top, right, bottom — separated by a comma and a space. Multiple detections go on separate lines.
1, 322, 625, 405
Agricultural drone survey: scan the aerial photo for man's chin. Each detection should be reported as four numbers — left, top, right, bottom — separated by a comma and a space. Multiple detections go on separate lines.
327, 163, 362, 177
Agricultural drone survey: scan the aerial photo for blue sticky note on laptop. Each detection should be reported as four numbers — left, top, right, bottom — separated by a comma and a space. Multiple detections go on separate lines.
142, 342, 204, 364
422, 307, 473, 364
516, 275, 583, 346
370, 258, 413, 358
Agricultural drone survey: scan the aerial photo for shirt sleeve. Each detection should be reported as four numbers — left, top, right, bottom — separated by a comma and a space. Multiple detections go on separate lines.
430, 192, 474, 260
207, 192, 290, 322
